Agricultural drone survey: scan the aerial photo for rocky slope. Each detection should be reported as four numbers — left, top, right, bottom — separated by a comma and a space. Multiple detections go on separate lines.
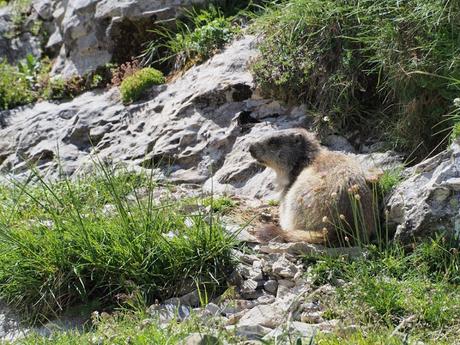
1, 0, 460, 343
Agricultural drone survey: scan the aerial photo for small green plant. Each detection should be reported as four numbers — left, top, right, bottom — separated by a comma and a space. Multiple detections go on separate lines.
377, 168, 404, 196
119, 67, 164, 104
141, 6, 237, 71
0, 59, 35, 109
451, 122, 460, 142
267, 199, 279, 206
202, 195, 236, 213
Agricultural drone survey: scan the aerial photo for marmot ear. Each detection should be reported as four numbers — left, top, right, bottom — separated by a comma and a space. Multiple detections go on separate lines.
294, 133, 303, 144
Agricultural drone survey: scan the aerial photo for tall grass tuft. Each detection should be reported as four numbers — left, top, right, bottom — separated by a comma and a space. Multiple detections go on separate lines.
0, 163, 235, 322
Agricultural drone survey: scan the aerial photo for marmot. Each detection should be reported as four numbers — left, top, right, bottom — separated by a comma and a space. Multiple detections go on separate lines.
249, 128, 374, 245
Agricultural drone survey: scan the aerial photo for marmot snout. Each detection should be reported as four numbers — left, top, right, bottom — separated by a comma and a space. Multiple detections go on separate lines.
250, 128, 374, 246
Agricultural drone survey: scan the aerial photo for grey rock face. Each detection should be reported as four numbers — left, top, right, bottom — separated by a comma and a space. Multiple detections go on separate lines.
0, 4, 43, 64
387, 140, 460, 243
0, 36, 310, 200
49, 0, 206, 77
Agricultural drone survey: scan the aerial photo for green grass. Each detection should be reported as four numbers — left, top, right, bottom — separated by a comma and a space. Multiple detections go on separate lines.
316, 330, 451, 345
10, 309, 242, 345
377, 167, 404, 196
0, 55, 111, 110
141, 6, 238, 71
202, 195, 236, 213
0, 163, 235, 322
0, 56, 38, 110
251, 0, 460, 159
119, 67, 165, 104
305, 238, 460, 343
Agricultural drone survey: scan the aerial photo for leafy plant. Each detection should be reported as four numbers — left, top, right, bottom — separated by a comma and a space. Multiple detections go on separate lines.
119, 67, 165, 104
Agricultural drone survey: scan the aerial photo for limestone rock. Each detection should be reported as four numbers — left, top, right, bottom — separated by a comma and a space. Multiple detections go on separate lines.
228, 324, 272, 340
49, 0, 207, 77
237, 304, 284, 329
271, 254, 299, 279
387, 140, 460, 242
181, 333, 219, 345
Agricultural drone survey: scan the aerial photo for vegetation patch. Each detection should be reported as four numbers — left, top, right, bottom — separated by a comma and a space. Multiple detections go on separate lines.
305, 239, 460, 343
119, 67, 165, 104
141, 6, 239, 72
9, 309, 242, 345
0, 164, 235, 322
0, 55, 113, 110
252, 0, 460, 159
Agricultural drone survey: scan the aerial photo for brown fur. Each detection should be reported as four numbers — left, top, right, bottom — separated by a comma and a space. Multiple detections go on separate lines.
249, 128, 374, 245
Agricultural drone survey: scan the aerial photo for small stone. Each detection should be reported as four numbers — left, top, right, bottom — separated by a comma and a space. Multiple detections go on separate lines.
257, 294, 275, 305
236, 264, 252, 279
272, 255, 299, 279
240, 289, 265, 300
221, 300, 257, 315
263, 321, 317, 340
238, 304, 283, 328
301, 302, 321, 313
249, 268, 264, 281
226, 310, 247, 325
276, 279, 295, 298
263, 280, 278, 295
227, 324, 272, 340
181, 333, 219, 345
253, 260, 263, 270
300, 311, 324, 324
204, 303, 221, 316
241, 279, 261, 291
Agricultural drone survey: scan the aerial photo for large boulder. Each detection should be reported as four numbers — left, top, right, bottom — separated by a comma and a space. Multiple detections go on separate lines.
0, 36, 287, 200
387, 139, 460, 243
48, 0, 206, 77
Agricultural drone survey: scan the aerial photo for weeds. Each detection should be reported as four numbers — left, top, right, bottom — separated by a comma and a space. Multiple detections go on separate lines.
0, 55, 114, 110
0, 163, 235, 322
305, 238, 460, 342
141, 6, 238, 71
202, 195, 236, 214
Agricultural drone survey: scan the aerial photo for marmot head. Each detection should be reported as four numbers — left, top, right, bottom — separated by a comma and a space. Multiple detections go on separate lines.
249, 128, 320, 182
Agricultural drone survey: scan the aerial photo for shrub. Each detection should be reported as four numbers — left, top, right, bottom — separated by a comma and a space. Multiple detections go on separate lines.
0, 164, 235, 322
119, 67, 165, 104
252, 0, 460, 159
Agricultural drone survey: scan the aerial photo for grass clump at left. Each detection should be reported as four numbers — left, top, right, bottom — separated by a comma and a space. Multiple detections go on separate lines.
0, 163, 235, 323
120, 67, 165, 104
